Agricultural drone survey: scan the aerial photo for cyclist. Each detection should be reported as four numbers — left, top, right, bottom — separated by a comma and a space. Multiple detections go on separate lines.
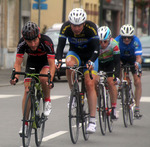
56, 8, 99, 133
115, 24, 142, 119
10, 21, 55, 135
98, 26, 120, 119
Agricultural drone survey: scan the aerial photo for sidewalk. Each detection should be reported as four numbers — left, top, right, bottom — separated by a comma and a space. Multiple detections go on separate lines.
0, 68, 24, 87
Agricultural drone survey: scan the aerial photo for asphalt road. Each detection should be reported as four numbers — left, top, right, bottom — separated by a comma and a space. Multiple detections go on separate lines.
0, 70, 150, 147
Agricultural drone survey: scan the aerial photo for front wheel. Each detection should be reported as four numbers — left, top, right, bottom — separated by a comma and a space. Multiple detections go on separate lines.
35, 97, 46, 147
81, 94, 90, 140
69, 86, 80, 144
121, 83, 129, 127
97, 84, 106, 135
22, 92, 34, 147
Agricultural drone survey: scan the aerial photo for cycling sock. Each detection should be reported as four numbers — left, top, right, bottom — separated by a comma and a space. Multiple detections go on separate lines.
135, 106, 140, 111
111, 103, 117, 108
45, 97, 51, 102
25, 121, 28, 126
89, 116, 96, 124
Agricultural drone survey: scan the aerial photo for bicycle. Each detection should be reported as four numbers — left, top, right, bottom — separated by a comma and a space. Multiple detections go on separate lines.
97, 71, 114, 135
119, 64, 138, 127
11, 68, 51, 147
67, 64, 92, 144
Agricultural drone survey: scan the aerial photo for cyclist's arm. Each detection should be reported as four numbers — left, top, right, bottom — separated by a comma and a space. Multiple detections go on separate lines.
89, 38, 99, 62
48, 58, 55, 82
136, 55, 142, 64
114, 54, 120, 78
14, 57, 23, 79
56, 36, 67, 61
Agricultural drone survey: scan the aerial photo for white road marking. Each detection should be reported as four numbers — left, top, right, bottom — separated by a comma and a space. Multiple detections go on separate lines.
42, 131, 68, 142
140, 97, 150, 102
0, 95, 67, 99
0, 95, 20, 98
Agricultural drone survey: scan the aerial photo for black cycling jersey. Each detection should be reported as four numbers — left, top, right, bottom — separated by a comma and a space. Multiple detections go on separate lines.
56, 20, 99, 62
16, 34, 55, 73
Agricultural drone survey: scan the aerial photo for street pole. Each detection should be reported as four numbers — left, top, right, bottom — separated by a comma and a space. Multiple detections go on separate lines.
99, 0, 103, 26
19, 0, 22, 39
38, 0, 41, 27
132, 0, 135, 27
62, 0, 66, 22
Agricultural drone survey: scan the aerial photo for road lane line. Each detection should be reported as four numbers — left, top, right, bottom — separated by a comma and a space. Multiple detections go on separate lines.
141, 97, 150, 102
0, 95, 20, 98
0, 95, 67, 99
42, 131, 68, 142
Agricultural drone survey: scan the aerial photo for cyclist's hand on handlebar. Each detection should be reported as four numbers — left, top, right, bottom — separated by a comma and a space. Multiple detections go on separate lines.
55, 60, 62, 70
86, 60, 94, 71
46, 81, 54, 89
113, 77, 120, 85
10, 77, 19, 85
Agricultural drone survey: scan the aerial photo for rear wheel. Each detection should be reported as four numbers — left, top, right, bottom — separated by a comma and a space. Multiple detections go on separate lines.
22, 92, 33, 147
121, 83, 129, 127
97, 84, 106, 135
35, 97, 46, 146
69, 84, 80, 144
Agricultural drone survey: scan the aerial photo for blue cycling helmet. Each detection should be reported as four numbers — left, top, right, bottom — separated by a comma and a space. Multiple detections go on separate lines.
98, 26, 111, 40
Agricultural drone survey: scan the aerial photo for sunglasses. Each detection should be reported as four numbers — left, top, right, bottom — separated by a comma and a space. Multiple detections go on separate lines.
100, 40, 109, 44
122, 36, 133, 39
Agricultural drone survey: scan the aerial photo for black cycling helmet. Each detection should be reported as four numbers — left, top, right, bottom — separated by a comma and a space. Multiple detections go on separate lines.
22, 21, 39, 40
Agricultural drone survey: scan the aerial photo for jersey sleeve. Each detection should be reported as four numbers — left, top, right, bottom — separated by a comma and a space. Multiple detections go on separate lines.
43, 35, 55, 60
134, 37, 142, 56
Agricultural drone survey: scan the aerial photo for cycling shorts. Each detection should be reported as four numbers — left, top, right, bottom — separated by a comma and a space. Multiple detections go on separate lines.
66, 51, 98, 75
99, 61, 114, 77
121, 56, 136, 74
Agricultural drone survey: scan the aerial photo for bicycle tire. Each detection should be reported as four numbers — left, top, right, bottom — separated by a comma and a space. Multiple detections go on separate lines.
121, 82, 129, 127
128, 88, 134, 125
81, 94, 90, 140
35, 97, 45, 146
106, 89, 113, 132
22, 91, 34, 147
69, 83, 80, 144
97, 84, 106, 135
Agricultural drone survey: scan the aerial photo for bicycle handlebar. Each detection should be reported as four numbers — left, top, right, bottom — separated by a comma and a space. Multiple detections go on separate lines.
11, 68, 51, 85
66, 65, 93, 80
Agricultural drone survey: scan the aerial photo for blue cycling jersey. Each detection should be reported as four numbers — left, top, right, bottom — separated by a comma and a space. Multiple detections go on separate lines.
115, 35, 142, 59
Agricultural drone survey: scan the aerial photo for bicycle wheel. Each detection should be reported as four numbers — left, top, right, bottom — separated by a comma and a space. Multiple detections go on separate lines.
69, 84, 80, 144
121, 82, 129, 127
81, 94, 90, 140
97, 84, 106, 135
35, 97, 46, 146
106, 90, 113, 132
128, 88, 134, 125
22, 91, 34, 147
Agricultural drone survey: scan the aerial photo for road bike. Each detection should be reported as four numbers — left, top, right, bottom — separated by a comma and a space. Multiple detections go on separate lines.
67, 64, 92, 144
119, 64, 137, 127
11, 68, 51, 147
97, 71, 114, 135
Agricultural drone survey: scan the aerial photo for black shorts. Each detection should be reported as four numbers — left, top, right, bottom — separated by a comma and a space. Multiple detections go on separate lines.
99, 61, 114, 77
25, 55, 49, 73
121, 56, 136, 74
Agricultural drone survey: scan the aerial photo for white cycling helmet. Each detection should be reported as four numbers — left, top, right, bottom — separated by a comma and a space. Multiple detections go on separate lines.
120, 24, 134, 36
68, 8, 87, 25
98, 26, 111, 40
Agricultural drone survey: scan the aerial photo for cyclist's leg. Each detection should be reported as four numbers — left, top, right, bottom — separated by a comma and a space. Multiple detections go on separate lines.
39, 65, 52, 116
66, 51, 81, 90
84, 58, 98, 133
104, 61, 118, 119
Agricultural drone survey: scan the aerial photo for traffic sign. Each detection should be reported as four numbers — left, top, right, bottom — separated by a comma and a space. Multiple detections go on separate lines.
34, 0, 47, 3
32, 3, 48, 10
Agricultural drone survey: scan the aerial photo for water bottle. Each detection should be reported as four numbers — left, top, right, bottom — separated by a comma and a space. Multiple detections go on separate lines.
35, 100, 39, 116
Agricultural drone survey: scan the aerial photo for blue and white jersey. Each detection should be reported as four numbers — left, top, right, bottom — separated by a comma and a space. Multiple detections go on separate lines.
115, 35, 142, 59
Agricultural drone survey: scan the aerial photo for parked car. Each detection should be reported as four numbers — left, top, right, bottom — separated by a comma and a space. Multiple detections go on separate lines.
139, 36, 150, 68
45, 24, 69, 80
